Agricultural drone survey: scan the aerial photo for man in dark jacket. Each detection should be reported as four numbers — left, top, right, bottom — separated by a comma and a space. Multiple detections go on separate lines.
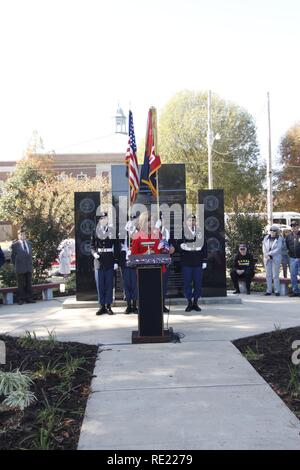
11, 229, 36, 305
91, 212, 119, 315
285, 221, 300, 296
0, 246, 5, 268
180, 214, 208, 312
230, 243, 256, 295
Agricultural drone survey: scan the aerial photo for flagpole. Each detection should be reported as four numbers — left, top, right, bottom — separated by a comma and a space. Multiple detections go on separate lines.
128, 179, 131, 249
156, 171, 160, 222
126, 110, 131, 250
126, 109, 139, 249
151, 106, 160, 222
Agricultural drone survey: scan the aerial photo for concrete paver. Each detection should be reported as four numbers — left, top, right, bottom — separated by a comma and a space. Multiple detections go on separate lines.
78, 385, 300, 450
92, 342, 265, 391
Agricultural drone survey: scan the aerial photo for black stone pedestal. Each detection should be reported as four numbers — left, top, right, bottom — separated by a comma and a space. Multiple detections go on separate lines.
198, 189, 227, 297
132, 328, 173, 344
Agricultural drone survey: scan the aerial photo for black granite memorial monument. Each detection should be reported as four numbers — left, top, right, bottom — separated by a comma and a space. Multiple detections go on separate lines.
75, 192, 100, 301
111, 163, 186, 299
198, 189, 227, 297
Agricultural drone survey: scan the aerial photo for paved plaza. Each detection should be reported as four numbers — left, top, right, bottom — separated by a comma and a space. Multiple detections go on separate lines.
1, 293, 300, 449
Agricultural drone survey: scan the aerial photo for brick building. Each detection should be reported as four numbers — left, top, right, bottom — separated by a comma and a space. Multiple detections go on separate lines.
0, 106, 129, 241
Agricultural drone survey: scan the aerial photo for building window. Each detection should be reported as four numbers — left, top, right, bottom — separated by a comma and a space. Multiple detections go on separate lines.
56, 172, 67, 181
77, 172, 88, 181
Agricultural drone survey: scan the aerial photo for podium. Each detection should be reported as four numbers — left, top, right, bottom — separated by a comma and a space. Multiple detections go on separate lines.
127, 254, 173, 344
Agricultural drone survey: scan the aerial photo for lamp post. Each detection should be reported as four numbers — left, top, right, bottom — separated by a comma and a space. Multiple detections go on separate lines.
207, 90, 220, 189
267, 92, 273, 228
207, 90, 213, 189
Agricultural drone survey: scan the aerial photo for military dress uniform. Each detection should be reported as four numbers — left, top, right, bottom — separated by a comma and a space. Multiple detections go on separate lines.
91, 214, 119, 315
119, 235, 138, 314
156, 222, 173, 313
180, 217, 207, 312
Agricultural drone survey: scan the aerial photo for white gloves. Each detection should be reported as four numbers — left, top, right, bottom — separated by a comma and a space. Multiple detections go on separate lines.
93, 253, 100, 259
114, 263, 119, 270
202, 263, 207, 269
180, 243, 191, 251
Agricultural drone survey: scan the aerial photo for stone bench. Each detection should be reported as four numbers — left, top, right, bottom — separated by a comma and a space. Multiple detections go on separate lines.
0, 283, 60, 305
238, 276, 290, 296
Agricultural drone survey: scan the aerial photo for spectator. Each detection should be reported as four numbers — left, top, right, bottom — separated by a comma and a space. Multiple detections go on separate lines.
58, 241, 72, 277
262, 225, 283, 296
285, 221, 300, 297
0, 246, 5, 269
230, 243, 256, 294
10, 229, 36, 305
281, 229, 290, 279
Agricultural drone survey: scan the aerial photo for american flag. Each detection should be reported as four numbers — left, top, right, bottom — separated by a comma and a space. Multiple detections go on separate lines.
125, 110, 140, 204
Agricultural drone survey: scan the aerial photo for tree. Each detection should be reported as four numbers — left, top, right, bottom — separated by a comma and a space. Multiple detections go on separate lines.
275, 122, 300, 211
158, 90, 265, 209
0, 154, 54, 223
0, 155, 108, 280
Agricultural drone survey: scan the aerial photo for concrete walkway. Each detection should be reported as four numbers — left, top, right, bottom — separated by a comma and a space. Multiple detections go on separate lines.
1, 293, 300, 449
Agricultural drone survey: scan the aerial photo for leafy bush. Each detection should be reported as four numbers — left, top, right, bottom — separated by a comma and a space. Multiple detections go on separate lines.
225, 212, 266, 268
17, 329, 58, 351
64, 272, 76, 293
0, 155, 106, 281
0, 263, 17, 287
0, 369, 36, 411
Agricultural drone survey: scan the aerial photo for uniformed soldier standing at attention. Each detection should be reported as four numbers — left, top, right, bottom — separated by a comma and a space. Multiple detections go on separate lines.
180, 214, 207, 312
119, 215, 138, 314
155, 212, 175, 313
91, 212, 119, 316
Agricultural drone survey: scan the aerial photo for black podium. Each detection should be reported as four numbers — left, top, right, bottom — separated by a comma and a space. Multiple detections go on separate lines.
127, 254, 172, 344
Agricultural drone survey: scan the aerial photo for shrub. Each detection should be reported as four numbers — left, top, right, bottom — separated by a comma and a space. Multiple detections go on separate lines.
0, 262, 17, 287
225, 212, 266, 268
64, 272, 76, 293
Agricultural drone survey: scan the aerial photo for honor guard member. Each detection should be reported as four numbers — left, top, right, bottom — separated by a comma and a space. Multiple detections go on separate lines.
91, 211, 119, 315
119, 215, 138, 314
180, 214, 207, 312
155, 212, 175, 313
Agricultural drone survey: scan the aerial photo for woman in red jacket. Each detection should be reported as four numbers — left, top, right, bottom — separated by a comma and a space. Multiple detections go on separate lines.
131, 211, 170, 312
131, 212, 162, 255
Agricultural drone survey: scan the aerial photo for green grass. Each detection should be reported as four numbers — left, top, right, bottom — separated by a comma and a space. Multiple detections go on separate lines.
244, 344, 264, 361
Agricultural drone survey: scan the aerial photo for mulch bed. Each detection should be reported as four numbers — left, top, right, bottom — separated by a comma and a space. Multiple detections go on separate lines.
0, 334, 99, 450
233, 326, 300, 420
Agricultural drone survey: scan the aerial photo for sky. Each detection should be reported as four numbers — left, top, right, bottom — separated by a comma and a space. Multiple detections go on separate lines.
0, 0, 300, 165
